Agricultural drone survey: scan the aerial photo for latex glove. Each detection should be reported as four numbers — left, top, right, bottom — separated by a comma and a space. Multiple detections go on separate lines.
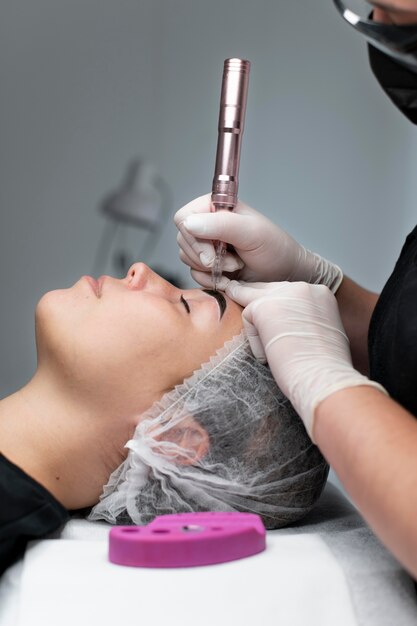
174, 193, 343, 292
226, 280, 387, 441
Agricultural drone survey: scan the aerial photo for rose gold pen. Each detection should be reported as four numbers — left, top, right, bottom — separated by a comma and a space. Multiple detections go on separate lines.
211, 58, 251, 291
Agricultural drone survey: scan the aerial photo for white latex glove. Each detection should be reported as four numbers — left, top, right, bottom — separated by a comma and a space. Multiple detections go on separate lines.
226, 280, 387, 441
174, 193, 343, 292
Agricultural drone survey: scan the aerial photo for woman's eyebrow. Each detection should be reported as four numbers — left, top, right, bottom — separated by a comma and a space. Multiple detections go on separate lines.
202, 289, 227, 319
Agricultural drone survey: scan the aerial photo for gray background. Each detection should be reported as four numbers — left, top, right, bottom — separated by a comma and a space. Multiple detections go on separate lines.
1, 0, 416, 399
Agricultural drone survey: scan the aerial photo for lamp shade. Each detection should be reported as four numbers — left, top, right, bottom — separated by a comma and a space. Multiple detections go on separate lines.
101, 159, 164, 230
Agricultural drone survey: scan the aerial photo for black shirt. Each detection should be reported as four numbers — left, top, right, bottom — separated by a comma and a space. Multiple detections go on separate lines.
0, 453, 69, 577
368, 224, 417, 416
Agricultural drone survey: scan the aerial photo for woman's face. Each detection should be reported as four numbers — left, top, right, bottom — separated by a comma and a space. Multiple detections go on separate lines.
35, 263, 243, 416
371, 0, 417, 9
371, 0, 417, 22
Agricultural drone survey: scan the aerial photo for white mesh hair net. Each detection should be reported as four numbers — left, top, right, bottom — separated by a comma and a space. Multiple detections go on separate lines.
89, 332, 329, 529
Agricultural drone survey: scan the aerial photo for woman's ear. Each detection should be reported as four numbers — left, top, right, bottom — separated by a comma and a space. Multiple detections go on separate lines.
162, 416, 210, 466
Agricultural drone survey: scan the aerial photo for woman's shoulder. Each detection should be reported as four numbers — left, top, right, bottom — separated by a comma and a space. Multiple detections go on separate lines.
0, 453, 69, 577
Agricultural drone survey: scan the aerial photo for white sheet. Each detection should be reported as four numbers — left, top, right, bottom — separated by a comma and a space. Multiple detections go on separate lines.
1, 484, 416, 626
17, 534, 357, 626
0, 561, 23, 626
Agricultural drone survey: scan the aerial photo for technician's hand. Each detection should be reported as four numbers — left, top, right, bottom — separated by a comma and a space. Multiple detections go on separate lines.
226, 280, 387, 441
174, 194, 343, 292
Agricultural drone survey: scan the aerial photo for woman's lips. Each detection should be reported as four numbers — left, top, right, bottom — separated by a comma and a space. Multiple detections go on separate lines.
83, 275, 99, 296
97, 276, 106, 297
83, 275, 106, 297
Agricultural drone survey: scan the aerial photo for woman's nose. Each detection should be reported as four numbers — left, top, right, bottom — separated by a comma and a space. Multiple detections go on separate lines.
126, 262, 154, 290
126, 262, 175, 295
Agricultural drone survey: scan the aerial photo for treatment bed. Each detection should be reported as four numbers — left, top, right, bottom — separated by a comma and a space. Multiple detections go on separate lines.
0, 482, 416, 626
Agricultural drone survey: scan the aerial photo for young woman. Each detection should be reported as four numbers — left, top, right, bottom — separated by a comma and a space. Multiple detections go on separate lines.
0, 262, 327, 575
0, 263, 242, 574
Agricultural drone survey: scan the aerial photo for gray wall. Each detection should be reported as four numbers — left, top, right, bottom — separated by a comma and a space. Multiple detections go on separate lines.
0, 0, 415, 398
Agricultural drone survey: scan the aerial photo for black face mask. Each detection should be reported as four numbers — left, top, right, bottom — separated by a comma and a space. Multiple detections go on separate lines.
332, 1, 417, 124
369, 43, 417, 125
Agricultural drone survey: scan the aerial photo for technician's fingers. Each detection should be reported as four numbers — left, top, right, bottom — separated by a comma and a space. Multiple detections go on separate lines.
226, 280, 288, 306
180, 248, 244, 275
241, 309, 267, 363
190, 269, 231, 291
190, 269, 214, 289
226, 281, 267, 306
177, 231, 207, 269
183, 212, 261, 251
175, 193, 260, 226
230, 281, 276, 290
174, 193, 212, 227
179, 250, 207, 272
175, 195, 266, 267
175, 195, 216, 263
176, 226, 215, 265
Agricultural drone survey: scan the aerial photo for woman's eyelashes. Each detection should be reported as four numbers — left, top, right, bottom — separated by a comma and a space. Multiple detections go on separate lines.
180, 295, 191, 314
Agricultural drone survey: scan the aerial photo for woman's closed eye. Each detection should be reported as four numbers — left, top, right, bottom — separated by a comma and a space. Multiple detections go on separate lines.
180, 290, 227, 319
180, 295, 191, 314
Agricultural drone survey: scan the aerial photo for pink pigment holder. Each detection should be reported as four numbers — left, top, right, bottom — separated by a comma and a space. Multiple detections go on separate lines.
109, 512, 266, 568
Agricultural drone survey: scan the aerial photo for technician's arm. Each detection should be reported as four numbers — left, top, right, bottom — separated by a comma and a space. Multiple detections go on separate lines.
335, 277, 379, 375
315, 386, 417, 580
227, 280, 417, 579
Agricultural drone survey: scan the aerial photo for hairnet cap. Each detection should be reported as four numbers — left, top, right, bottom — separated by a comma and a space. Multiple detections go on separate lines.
89, 332, 328, 529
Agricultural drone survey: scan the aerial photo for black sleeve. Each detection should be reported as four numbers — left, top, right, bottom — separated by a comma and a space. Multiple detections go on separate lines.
0, 453, 69, 577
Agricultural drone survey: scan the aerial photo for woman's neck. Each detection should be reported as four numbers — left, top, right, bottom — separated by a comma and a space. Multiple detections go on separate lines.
0, 370, 136, 510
